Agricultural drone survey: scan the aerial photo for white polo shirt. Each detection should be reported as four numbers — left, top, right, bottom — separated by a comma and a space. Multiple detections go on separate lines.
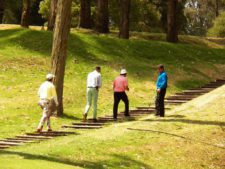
87, 70, 102, 88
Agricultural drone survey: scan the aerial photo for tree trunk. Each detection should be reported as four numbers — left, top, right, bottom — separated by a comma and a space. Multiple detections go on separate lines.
21, 0, 30, 28
79, 0, 92, 29
167, 0, 178, 43
51, 0, 72, 116
119, 0, 131, 39
0, 0, 4, 23
215, 0, 219, 17
48, 0, 58, 31
96, 0, 109, 33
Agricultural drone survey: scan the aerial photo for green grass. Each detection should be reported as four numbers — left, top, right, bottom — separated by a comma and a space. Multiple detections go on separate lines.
0, 86, 225, 169
0, 26, 224, 169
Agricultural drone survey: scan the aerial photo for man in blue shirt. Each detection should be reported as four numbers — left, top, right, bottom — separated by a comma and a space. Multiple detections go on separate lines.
155, 64, 168, 117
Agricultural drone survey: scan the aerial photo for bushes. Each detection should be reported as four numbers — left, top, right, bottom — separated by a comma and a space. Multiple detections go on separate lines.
207, 12, 225, 37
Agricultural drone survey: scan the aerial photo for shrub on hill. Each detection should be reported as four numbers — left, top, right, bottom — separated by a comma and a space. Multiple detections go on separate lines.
207, 12, 225, 38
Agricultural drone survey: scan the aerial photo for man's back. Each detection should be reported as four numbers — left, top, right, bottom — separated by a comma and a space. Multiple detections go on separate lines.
157, 71, 168, 89
38, 81, 56, 100
113, 76, 128, 92
87, 70, 102, 88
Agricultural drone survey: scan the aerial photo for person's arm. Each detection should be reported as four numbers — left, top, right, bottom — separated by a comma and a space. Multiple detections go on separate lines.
160, 74, 167, 89
157, 74, 167, 92
124, 78, 129, 91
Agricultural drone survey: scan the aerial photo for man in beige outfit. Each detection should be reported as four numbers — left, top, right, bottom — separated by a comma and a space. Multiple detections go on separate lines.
37, 73, 58, 132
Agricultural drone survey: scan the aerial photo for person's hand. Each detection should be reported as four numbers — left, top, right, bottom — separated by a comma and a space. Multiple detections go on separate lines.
157, 89, 161, 93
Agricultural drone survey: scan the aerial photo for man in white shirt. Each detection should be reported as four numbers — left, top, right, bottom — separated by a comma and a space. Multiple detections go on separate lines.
37, 73, 58, 132
83, 66, 102, 122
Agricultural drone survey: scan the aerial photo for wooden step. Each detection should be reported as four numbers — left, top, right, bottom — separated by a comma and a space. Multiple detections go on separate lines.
0, 145, 10, 149
40, 131, 76, 134
165, 100, 187, 104
174, 93, 201, 96
16, 135, 52, 140
99, 117, 123, 120
0, 139, 35, 143
62, 125, 102, 129
136, 107, 170, 110
165, 98, 193, 101
26, 133, 66, 137
0, 141, 23, 146
72, 122, 105, 126
167, 95, 197, 99
130, 109, 154, 113
183, 89, 210, 93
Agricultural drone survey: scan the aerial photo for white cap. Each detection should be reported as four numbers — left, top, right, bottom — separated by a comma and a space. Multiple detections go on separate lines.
46, 73, 55, 80
120, 69, 127, 75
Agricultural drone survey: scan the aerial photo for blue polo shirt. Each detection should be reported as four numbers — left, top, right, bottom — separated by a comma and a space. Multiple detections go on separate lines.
156, 71, 168, 90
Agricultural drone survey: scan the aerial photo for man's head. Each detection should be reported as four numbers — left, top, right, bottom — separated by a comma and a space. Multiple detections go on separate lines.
46, 73, 55, 82
120, 69, 127, 77
157, 64, 164, 73
96, 66, 101, 73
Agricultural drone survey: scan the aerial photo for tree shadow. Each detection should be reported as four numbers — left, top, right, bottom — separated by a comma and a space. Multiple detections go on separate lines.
0, 150, 152, 169
167, 115, 186, 118
52, 113, 80, 121
144, 118, 225, 127
127, 128, 225, 150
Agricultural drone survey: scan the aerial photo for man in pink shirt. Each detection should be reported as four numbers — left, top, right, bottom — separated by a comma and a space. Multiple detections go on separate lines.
113, 69, 130, 120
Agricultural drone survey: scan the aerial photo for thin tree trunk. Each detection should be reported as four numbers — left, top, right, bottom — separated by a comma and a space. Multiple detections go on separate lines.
79, 0, 92, 29
51, 0, 72, 116
167, 0, 178, 43
21, 0, 30, 28
119, 0, 131, 39
0, 0, 4, 23
96, 0, 109, 33
215, 0, 219, 17
48, 0, 58, 31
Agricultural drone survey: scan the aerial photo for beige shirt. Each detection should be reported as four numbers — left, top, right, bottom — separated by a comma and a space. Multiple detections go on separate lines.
38, 81, 58, 104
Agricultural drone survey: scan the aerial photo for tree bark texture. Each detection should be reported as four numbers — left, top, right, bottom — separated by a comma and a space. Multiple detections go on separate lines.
96, 0, 109, 33
21, 0, 30, 28
167, 0, 178, 43
51, 0, 72, 116
48, 0, 58, 31
119, 0, 131, 39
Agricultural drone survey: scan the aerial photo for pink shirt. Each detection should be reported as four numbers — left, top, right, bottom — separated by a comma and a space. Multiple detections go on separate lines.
113, 76, 128, 92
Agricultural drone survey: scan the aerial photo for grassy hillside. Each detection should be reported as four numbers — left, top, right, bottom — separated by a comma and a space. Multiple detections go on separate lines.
0, 26, 225, 140
0, 80, 224, 169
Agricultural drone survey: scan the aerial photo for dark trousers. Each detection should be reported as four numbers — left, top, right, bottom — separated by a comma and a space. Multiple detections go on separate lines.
113, 92, 129, 119
155, 89, 166, 117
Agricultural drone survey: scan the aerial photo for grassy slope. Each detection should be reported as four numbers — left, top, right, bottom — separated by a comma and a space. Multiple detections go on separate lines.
0, 26, 224, 168
0, 84, 224, 169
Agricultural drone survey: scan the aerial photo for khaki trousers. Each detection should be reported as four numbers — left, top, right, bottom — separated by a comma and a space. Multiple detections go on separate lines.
37, 99, 56, 129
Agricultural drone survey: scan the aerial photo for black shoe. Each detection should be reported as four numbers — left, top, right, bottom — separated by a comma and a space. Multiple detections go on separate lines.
113, 118, 117, 121
125, 114, 130, 117
93, 119, 98, 122
155, 114, 160, 116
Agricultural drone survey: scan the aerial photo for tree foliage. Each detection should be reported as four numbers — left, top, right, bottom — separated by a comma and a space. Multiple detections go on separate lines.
184, 0, 225, 36
208, 11, 225, 37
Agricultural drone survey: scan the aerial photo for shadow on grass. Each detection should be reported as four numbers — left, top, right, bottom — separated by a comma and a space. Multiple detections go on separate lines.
0, 150, 152, 169
144, 118, 225, 127
167, 115, 186, 118
60, 113, 80, 121
127, 128, 225, 150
